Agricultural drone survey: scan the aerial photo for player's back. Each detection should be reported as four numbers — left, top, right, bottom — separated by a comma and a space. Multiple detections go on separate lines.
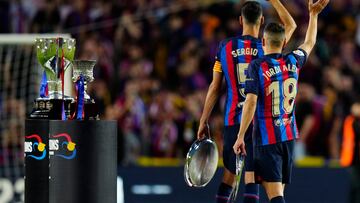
215, 35, 263, 126
246, 49, 307, 146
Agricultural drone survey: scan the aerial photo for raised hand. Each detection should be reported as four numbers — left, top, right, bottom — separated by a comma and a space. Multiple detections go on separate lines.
308, 0, 330, 15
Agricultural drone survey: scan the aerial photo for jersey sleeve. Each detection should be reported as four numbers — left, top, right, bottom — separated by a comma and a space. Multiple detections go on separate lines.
215, 40, 223, 61
245, 61, 260, 95
290, 48, 308, 68
213, 41, 224, 72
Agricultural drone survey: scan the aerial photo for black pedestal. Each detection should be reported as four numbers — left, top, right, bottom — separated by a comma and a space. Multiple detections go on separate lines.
25, 120, 117, 203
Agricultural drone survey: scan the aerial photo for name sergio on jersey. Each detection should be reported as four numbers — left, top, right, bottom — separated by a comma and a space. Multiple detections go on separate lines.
232, 48, 258, 57
263, 63, 297, 80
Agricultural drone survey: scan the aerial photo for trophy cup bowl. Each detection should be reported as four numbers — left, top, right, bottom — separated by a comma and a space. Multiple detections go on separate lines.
35, 38, 76, 99
30, 38, 76, 119
72, 60, 96, 100
72, 60, 98, 120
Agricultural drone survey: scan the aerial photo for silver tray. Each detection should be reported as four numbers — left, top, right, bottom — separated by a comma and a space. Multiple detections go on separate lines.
184, 138, 219, 187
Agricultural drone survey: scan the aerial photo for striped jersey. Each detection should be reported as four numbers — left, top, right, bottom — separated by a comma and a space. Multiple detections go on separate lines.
214, 35, 263, 126
245, 49, 307, 146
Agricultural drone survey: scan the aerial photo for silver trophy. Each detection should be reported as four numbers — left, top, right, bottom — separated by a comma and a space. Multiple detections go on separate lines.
31, 38, 76, 119
72, 60, 98, 119
72, 60, 96, 101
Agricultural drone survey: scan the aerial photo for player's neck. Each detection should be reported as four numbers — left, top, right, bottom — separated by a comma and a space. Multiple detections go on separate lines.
265, 50, 282, 55
242, 25, 259, 38
264, 47, 282, 55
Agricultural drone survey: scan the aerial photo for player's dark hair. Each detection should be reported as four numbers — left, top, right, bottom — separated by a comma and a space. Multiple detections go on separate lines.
264, 22, 285, 47
241, 1, 262, 25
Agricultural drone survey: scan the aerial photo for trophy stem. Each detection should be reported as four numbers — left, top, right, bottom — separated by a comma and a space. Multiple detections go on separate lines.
47, 80, 63, 99
84, 82, 90, 100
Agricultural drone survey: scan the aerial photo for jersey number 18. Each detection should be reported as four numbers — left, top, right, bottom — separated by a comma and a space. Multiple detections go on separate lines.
266, 78, 297, 117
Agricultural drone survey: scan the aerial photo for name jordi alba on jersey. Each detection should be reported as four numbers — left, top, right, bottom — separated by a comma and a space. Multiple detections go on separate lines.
245, 49, 307, 145
262, 63, 298, 81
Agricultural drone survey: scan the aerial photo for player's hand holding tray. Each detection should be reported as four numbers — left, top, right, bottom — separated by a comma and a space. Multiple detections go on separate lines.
229, 154, 245, 203
184, 127, 219, 187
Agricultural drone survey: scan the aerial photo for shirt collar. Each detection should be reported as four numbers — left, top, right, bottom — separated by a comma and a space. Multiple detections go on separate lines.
241, 35, 258, 40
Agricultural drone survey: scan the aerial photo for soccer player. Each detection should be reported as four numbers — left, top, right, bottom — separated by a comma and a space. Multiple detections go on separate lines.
232, 0, 329, 203
197, 1, 296, 203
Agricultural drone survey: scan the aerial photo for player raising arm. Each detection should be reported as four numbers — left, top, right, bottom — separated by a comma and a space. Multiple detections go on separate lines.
233, 0, 329, 203
269, 0, 297, 44
197, 1, 297, 203
299, 0, 329, 55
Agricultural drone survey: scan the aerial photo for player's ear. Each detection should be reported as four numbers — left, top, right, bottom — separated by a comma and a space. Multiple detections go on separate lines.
239, 16, 243, 26
260, 16, 264, 25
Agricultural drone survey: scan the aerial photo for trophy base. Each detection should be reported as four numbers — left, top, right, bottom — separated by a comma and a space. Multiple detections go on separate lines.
30, 98, 75, 120
71, 99, 99, 120
84, 99, 99, 120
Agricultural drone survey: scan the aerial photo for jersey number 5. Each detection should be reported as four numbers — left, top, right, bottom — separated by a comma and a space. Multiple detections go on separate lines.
266, 78, 297, 116
236, 63, 248, 98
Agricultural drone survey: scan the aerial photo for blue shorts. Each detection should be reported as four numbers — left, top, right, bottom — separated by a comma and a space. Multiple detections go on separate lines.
223, 124, 254, 174
254, 140, 295, 184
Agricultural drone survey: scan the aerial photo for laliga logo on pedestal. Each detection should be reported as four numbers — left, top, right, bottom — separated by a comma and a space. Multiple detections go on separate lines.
49, 133, 77, 159
25, 134, 46, 160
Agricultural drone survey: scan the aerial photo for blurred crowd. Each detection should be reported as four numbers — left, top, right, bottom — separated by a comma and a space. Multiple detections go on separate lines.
1, 0, 360, 166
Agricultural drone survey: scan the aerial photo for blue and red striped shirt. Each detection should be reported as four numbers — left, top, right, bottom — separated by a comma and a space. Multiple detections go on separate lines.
245, 49, 307, 146
215, 35, 263, 126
